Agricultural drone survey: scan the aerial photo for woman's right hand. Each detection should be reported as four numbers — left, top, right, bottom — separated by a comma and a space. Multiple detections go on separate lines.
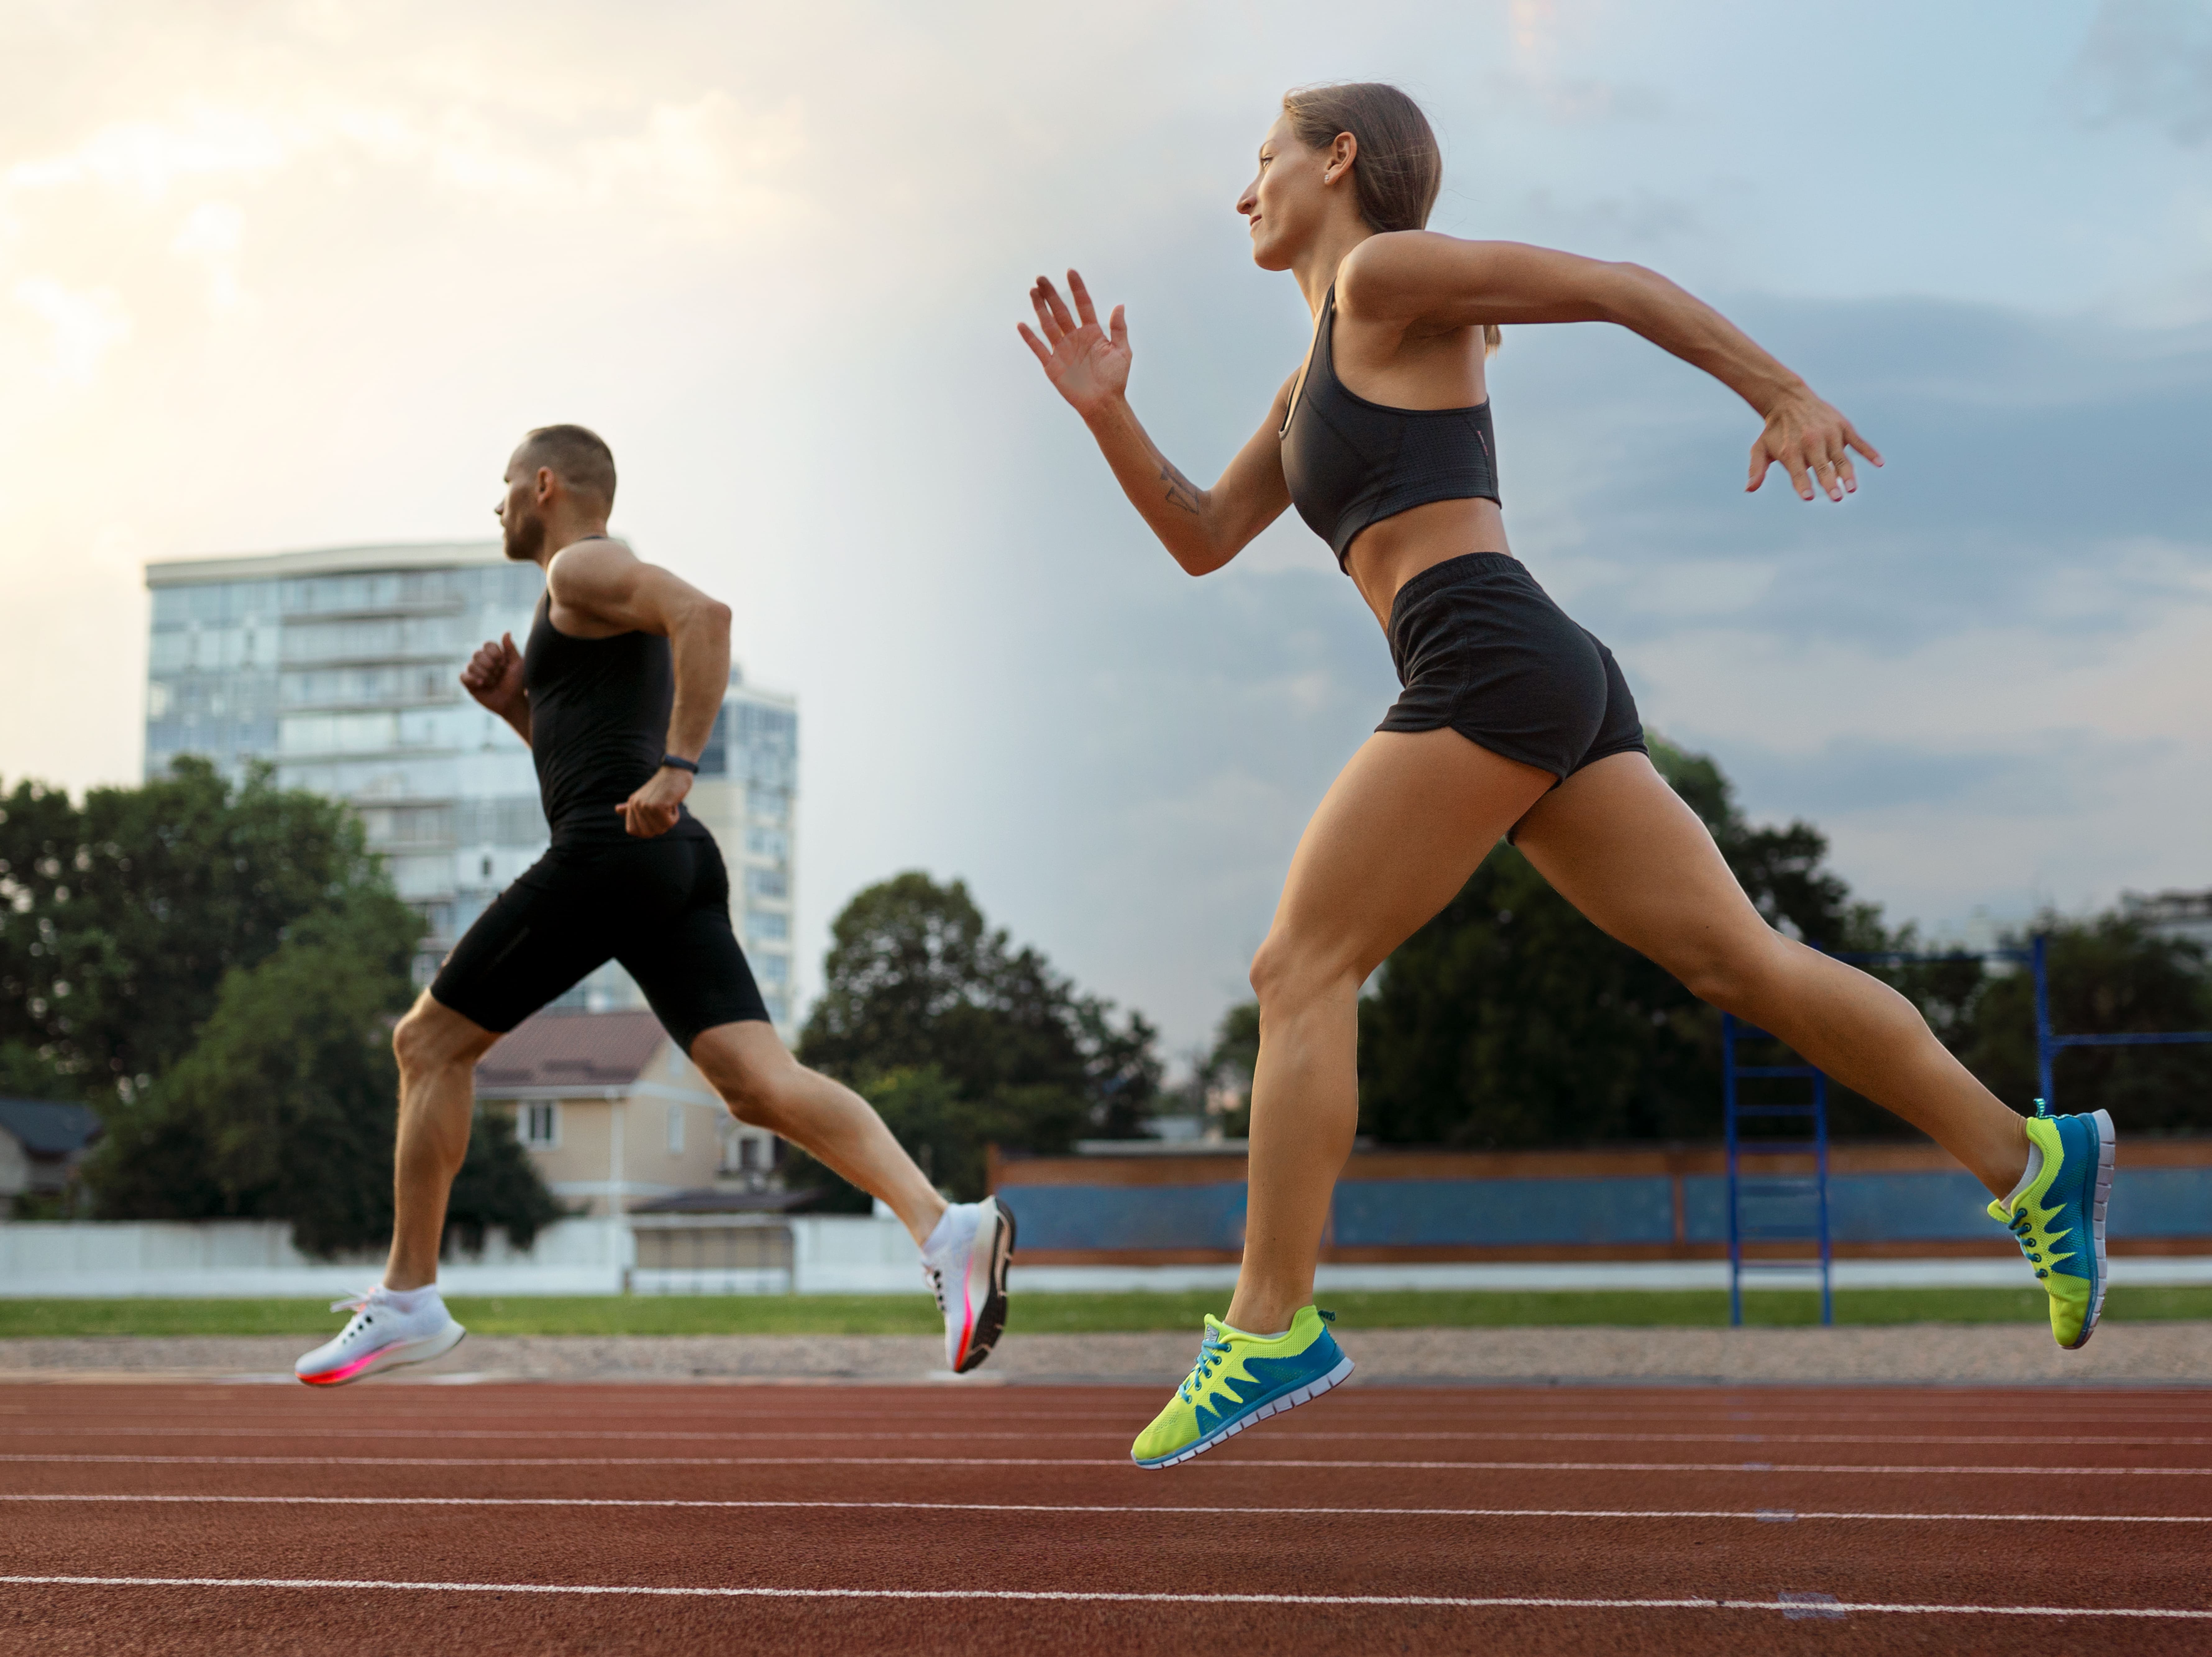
1019, 270, 1130, 417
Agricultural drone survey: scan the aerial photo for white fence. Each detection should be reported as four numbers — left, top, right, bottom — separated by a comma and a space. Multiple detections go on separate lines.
11, 1217, 2209, 1298
0, 1215, 928, 1298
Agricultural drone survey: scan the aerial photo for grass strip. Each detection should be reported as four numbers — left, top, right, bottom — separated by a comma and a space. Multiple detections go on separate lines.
1, 1285, 2208, 1339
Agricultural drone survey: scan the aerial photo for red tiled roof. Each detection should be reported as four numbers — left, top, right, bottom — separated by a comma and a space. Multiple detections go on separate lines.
476, 1009, 668, 1092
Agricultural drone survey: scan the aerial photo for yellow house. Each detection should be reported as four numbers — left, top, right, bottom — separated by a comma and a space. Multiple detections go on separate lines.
475, 1010, 781, 1215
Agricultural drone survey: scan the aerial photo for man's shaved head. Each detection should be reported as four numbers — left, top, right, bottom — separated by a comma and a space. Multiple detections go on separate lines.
517, 423, 617, 510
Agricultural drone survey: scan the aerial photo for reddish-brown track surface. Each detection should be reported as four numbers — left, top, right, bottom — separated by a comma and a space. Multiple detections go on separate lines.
2, 1377, 2209, 1654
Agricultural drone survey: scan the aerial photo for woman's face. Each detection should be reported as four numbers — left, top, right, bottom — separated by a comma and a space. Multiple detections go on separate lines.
1237, 115, 1331, 272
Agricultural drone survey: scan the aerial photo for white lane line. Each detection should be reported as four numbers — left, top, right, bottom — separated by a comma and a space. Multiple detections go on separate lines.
14, 1427, 2209, 1449
0, 1575, 2205, 1618
37, 1410, 2207, 1435
57, 1406, 2208, 1424
5, 1494, 2208, 1524
5, 1452, 2209, 1476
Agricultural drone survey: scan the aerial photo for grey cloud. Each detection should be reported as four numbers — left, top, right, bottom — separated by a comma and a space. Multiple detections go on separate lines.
1491, 296, 2212, 656
2070, 0, 2212, 145
1704, 730, 2172, 823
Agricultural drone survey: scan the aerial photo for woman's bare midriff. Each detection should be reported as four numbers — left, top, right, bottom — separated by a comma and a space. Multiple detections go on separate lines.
1344, 497, 1514, 630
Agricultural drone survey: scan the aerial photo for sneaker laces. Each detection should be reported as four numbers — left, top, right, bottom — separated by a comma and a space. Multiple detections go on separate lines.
1177, 1327, 1231, 1404
329, 1289, 379, 1316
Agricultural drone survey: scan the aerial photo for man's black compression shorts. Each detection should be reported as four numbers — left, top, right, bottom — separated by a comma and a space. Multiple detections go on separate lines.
430, 829, 769, 1052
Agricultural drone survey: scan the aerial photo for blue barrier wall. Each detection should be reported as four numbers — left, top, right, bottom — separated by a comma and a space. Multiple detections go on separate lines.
1335, 1178, 1675, 1247
1002, 1164, 2212, 1253
1011, 1182, 1247, 1252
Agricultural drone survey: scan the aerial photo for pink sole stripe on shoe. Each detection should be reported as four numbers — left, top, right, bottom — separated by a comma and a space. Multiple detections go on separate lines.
299, 1346, 401, 1387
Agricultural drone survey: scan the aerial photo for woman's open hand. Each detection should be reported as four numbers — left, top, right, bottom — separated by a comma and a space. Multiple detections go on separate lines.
1019, 270, 1130, 417
1748, 384, 1883, 502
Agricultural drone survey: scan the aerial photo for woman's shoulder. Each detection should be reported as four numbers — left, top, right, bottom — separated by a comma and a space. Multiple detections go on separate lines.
1335, 230, 1478, 317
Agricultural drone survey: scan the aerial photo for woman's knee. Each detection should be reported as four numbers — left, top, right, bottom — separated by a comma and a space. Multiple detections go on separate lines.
1249, 932, 1360, 1018
1670, 927, 1793, 1014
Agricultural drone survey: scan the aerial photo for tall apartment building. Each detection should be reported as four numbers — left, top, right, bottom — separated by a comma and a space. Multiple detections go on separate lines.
143, 542, 800, 1034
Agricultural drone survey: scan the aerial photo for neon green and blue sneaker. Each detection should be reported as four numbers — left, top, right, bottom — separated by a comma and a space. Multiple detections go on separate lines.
1988, 1101, 2116, 1350
1130, 1306, 1353, 1469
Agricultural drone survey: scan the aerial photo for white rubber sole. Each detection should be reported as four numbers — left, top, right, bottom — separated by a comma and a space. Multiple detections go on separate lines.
947, 1198, 1017, 1375
297, 1320, 467, 1387
1135, 1352, 1355, 1470
2066, 1109, 2117, 1351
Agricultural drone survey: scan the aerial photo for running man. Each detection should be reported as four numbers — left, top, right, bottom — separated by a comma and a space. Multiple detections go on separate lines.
295, 425, 1013, 1384
1020, 84, 2113, 1469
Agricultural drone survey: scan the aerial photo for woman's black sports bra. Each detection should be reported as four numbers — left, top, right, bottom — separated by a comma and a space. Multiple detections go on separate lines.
1278, 284, 1500, 570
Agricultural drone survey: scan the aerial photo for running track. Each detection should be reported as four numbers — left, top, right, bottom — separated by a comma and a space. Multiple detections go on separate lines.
2, 1379, 2209, 1653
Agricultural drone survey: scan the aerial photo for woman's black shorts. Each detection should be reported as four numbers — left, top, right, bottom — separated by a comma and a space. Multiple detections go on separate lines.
429, 827, 769, 1053
1379, 552, 1647, 783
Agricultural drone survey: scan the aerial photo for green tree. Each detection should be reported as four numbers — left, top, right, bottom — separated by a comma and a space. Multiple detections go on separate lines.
6, 762, 562, 1255
842, 1064, 1093, 1202
1186, 1000, 1261, 1138
795, 872, 1161, 1201
85, 894, 418, 1252
85, 891, 561, 1257
1355, 738, 1890, 1148
0, 1039, 75, 1103
0, 758, 401, 1099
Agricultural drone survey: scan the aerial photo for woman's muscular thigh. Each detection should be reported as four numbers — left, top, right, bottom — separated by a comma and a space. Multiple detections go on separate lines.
1509, 750, 1789, 1008
1255, 729, 1551, 1000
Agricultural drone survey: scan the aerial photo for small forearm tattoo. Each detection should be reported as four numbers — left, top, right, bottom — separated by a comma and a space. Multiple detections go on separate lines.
1159, 463, 1202, 515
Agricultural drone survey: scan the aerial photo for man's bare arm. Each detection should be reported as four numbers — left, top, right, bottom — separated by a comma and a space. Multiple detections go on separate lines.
545, 540, 733, 837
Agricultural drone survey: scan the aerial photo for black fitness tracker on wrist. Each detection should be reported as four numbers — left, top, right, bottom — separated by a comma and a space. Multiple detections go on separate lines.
659, 754, 699, 775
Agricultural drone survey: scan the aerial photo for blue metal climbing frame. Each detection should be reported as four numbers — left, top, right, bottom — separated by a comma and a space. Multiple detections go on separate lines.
1720, 931, 2212, 1327
1721, 1014, 1833, 1326
2033, 932, 2212, 1105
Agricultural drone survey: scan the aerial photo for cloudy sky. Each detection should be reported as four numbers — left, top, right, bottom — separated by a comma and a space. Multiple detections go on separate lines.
4, 0, 2209, 1057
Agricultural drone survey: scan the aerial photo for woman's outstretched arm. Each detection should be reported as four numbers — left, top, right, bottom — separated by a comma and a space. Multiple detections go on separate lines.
1337, 233, 1883, 504
1021, 270, 1293, 575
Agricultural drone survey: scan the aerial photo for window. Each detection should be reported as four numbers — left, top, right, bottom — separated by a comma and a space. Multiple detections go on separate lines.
746, 912, 788, 944
666, 1104, 685, 1155
723, 1132, 778, 1175
745, 867, 787, 900
519, 1102, 559, 1148
745, 826, 788, 860
697, 705, 728, 777
754, 952, 789, 985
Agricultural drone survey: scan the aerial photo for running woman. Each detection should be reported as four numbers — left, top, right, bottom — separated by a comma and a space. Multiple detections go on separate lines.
1020, 84, 2112, 1470
294, 425, 1013, 1385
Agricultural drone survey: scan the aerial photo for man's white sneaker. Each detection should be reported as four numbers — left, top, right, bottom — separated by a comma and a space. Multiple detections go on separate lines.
920, 1197, 1015, 1374
295, 1286, 466, 1387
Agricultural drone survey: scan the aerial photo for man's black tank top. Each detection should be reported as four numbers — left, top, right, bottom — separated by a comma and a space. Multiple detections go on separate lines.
1279, 284, 1501, 569
521, 593, 701, 847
